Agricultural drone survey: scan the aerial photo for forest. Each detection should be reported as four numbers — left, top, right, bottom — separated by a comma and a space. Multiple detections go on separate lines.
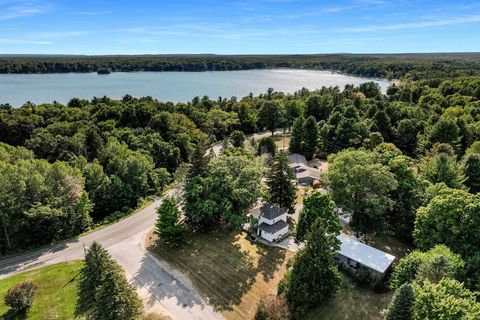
2, 53, 480, 80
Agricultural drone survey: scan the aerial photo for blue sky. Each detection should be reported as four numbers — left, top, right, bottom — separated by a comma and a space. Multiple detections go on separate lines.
0, 0, 479, 54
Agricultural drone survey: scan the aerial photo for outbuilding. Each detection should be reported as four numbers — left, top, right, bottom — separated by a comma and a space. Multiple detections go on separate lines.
288, 153, 320, 186
336, 234, 395, 279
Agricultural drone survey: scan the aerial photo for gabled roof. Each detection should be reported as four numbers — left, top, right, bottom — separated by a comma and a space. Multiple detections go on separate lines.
254, 204, 287, 220
337, 234, 395, 273
296, 166, 320, 180
259, 220, 289, 234
289, 153, 308, 168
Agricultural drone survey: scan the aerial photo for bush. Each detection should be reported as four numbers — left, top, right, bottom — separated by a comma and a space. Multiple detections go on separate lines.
254, 295, 290, 320
4, 281, 37, 314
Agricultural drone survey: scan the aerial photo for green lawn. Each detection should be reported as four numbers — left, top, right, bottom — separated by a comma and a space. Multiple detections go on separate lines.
0, 261, 83, 320
149, 229, 293, 320
307, 276, 393, 320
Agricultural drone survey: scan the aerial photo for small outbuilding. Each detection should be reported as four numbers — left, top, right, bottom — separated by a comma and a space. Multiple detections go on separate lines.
288, 153, 320, 186
252, 204, 289, 243
336, 234, 395, 279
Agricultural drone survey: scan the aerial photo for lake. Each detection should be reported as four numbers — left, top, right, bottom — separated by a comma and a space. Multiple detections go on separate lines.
0, 69, 390, 107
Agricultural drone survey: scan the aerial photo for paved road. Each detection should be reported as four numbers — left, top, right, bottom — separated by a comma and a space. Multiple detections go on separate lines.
0, 129, 286, 319
0, 192, 224, 320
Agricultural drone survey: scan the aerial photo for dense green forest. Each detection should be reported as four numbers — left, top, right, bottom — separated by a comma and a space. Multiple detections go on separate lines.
2, 53, 480, 79
1, 73, 480, 253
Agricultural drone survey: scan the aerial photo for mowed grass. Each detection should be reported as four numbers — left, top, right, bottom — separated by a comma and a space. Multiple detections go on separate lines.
306, 276, 393, 320
150, 229, 293, 320
0, 261, 83, 320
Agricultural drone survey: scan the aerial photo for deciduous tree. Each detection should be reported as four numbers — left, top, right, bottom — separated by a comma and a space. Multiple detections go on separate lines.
296, 192, 339, 242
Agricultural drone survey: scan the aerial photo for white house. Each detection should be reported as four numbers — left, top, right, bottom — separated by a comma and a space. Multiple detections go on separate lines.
288, 153, 320, 186
336, 234, 395, 279
252, 204, 289, 243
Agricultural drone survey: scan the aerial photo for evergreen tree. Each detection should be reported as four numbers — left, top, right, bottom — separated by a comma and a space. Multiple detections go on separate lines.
373, 110, 394, 141
187, 140, 209, 182
91, 267, 143, 320
420, 153, 466, 189
229, 130, 246, 148
463, 153, 480, 193
266, 151, 297, 214
76, 242, 115, 318
303, 116, 319, 160
155, 196, 185, 246
283, 219, 341, 319
289, 116, 305, 154
384, 283, 414, 320
76, 242, 143, 320
296, 192, 340, 242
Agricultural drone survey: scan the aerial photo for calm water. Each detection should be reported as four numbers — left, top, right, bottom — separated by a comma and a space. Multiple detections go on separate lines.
0, 69, 390, 107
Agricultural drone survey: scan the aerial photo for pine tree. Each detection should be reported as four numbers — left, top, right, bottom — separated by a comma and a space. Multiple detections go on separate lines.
92, 267, 143, 320
155, 196, 185, 246
76, 242, 143, 320
384, 283, 414, 320
303, 116, 319, 160
76, 242, 115, 318
289, 116, 305, 154
266, 151, 297, 214
463, 153, 480, 193
284, 219, 341, 319
187, 140, 209, 182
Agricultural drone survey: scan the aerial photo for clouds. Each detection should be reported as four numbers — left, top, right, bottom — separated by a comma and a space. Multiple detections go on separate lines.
340, 15, 480, 33
0, 0, 52, 21
0, 38, 52, 45
0, 0, 479, 54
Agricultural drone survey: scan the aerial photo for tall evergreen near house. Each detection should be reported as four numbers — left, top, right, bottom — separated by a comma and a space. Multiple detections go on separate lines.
384, 283, 414, 320
266, 151, 297, 214
76, 242, 143, 320
282, 219, 341, 319
289, 116, 305, 154
303, 116, 319, 160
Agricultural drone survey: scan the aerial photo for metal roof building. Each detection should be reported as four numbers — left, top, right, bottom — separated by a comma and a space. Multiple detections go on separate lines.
337, 234, 395, 274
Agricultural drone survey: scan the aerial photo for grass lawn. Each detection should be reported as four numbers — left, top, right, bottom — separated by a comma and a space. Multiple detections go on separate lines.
306, 276, 393, 320
0, 261, 83, 320
149, 229, 293, 320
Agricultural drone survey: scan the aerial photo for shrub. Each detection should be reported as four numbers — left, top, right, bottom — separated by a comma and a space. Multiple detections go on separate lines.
254, 295, 290, 320
4, 281, 37, 314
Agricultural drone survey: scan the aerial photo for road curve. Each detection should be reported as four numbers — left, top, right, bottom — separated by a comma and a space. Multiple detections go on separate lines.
0, 191, 224, 320
0, 129, 286, 319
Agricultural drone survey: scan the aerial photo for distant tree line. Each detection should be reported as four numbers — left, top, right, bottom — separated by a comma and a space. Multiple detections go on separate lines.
2, 53, 480, 79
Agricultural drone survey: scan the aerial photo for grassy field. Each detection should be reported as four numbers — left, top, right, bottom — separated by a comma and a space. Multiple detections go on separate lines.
307, 276, 393, 320
0, 261, 83, 320
149, 229, 293, 320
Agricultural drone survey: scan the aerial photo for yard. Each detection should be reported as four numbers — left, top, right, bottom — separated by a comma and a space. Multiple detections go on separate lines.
306, 275, 393, 320
0, 261, 83, 320
148, 229, 293, 320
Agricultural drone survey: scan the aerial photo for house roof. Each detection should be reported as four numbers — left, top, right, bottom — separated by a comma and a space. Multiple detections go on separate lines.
259, 220, 289, 234
253, 204, 287, 220
337, 234, 395, 273
289, 153, 308, 168
296, 166, 320, 180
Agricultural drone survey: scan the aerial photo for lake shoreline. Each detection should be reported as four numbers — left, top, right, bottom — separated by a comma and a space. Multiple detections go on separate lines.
0, 69, 391, 107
